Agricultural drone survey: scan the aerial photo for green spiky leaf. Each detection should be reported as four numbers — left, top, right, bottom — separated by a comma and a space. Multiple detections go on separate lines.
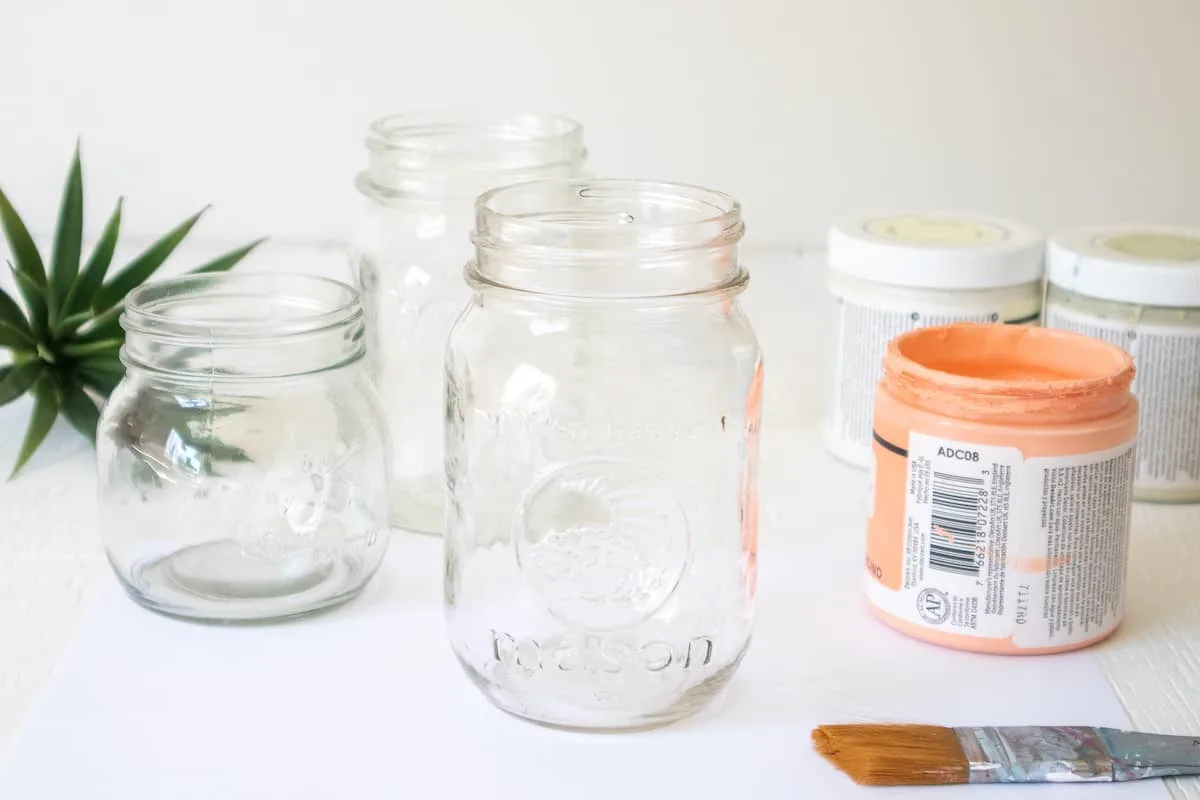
73, 302, 124, 344
0, 186, 46, 289
188, 238, 266, 275
75, 356, 125, 397
58, 376, 100, 445
48, 144, 84, 324
9, 262, 47, 339
92, 206, 209, 313
76, 354, 124, 375
8, 374, 58, 479
0, 142, 264, 479
61, 338, 122, 359
77, 365, 122, 396
0, 285, 32, 342
52, 309, 94, 340
0, 360, 42, 406
0, 291, 34, 352
63, 198, 122, 318
0, 328, 31, 351
73, 354, 124, 407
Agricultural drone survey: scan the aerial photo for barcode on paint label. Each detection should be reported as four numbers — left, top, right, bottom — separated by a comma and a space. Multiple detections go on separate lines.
866, 431, 1137, 649
928, 471, 983, 577
893, 434, 1022, 639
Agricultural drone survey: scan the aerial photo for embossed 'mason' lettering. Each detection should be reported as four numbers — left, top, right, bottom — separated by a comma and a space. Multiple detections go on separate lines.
487, 408, 707, 443
489, 631, 715, 676
490, 630, 542, 675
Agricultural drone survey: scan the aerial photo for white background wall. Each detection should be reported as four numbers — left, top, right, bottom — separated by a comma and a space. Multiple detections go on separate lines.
0, 0, 1197, 253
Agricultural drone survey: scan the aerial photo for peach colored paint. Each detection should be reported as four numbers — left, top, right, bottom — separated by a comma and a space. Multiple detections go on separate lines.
866, 322, 1137, 655
740, 360, 764, 603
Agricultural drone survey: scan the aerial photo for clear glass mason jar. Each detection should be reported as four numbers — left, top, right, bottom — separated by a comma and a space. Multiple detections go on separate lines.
97, 273, 391, 622
350, 111, 587, 534
444, 179, 764, 730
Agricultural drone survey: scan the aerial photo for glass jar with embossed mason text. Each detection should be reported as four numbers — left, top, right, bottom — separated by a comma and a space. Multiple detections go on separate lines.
97, 274, 391, 622
350, 111, 587, 534
444, 179, 764, 730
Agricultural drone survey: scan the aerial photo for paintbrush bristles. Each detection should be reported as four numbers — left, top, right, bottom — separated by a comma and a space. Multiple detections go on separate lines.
811, 724, 971, 787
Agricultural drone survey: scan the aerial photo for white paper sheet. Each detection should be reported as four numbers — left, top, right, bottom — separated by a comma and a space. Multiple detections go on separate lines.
0, 530, 1166, 799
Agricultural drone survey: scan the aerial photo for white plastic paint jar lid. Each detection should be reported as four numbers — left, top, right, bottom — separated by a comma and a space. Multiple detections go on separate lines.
822, 211, 1045, 471
828, 211, 1045, 290
1047, 226, 1200, 308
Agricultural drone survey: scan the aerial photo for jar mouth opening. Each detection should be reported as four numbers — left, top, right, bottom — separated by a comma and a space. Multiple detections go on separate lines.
887, 323, 1134, 399
469, 179, 746, 298
122, 273, 363, 343
474, 179, 744, 251
365, 110, 585, 173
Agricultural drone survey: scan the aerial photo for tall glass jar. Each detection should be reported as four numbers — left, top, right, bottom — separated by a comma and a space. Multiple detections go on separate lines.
444, 179, 764, 730
350, 111, 587, 534
97, 274, 391, 622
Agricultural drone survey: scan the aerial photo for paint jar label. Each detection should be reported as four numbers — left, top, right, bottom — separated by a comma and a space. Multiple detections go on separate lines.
1046, 304, 1200, 490
823, 293, 1040, 467
866, 432, 1135, 650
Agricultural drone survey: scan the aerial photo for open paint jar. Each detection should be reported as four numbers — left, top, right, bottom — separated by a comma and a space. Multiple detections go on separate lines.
865, 323, 1137, 654
822, 212, 1044, 468
1044, 226, 1200, 503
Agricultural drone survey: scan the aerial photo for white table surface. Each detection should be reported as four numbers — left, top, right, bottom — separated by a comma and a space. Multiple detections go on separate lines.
0, 506, 1167, 799
1, 245, 1199, 797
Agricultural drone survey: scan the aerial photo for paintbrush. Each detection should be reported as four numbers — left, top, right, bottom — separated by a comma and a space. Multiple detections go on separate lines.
812, 723, 1200, 786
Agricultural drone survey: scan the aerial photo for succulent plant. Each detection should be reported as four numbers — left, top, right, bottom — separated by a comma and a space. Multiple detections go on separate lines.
0, 142, 265, 479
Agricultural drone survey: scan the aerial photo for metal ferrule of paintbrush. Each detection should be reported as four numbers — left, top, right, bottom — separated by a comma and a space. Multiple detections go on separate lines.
957, 726, 1200, 783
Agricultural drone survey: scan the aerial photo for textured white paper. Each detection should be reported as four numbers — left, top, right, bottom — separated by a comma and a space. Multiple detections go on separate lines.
0, 531, 1165, 799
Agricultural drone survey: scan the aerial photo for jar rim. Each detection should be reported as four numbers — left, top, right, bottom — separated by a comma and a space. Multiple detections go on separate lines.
476, 178, 741, 238
122, 273, 363, 343
365, 110, 584, 167
469, 179, 746, 299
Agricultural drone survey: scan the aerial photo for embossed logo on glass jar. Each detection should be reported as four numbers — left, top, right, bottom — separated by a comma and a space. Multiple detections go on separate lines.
515, 457, 691, 631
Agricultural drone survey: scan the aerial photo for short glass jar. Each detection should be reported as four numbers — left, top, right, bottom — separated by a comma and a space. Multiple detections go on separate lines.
822, 212, 1044, 469
1044, 226, 1200, 502
444, 179, 764, 731
867, 323, 1137, 654
350, 111, 587, 534
97, 273, 391, 622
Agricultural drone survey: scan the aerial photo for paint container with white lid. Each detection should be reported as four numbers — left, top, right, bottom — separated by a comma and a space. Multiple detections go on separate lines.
822, 212, 1044, 469
1044, 226, 1200, 503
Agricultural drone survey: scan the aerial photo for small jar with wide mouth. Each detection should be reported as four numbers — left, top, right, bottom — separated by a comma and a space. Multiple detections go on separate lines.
444, 178, 764, 730
97, 273, 391, 622
866, 323, 1137, 654
350, 111, 587, 534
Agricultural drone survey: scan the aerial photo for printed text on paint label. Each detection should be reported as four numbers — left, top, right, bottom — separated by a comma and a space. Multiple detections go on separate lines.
824, 294, 1037, 463
866, 433, 1135, 649
1046, 304, 1200, 488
